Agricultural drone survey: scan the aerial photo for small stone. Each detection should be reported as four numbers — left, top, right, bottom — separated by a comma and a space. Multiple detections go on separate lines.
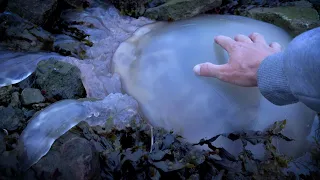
9, 92, 21, 108
0, 106, 24, 131
31, 103, 51, 111
0, 85, 12, 106
21, 88, 45, 105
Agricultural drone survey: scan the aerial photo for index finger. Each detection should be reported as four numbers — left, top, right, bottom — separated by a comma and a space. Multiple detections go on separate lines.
214, 35, 236, 53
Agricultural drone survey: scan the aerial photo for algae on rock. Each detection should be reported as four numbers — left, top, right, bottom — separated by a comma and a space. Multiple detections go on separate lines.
242, 5, 320, 36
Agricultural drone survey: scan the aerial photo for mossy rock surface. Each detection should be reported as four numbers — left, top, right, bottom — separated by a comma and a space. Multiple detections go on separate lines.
243, 6, 320, 37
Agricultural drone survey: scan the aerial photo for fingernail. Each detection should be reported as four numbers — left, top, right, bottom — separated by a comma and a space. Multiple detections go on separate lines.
193, 65, 201, 75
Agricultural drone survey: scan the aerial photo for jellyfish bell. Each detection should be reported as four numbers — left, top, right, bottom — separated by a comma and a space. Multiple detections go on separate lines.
112, 14, 316, 158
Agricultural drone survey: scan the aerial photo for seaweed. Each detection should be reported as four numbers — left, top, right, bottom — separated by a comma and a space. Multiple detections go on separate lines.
96, 119, 306, 179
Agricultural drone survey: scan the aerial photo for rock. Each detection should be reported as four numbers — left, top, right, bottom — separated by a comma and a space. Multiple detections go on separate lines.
35, 60, 86, 100
242, 3, 320, 36
0, 85, 12, 106
144, 0, 222, 20
9, 92, 21, 108
21, 88, 45, 105
0, 106, 24, 131
0, 13, 55, 51
6, 0, 58, 26
53, 35, 88, 59
30, 131, 100, 180
31, 103, 51, 111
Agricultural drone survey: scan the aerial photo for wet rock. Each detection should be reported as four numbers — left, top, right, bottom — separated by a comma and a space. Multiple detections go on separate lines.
0, 85, 12, 106
34, 60, 86, 100
0, 106, 24, 131
21, 88, 45, 105
0, 151, 20, 178
54, 35, 88, 59
144, 0, 222, 20
242, 1, 320, 36
6, 0, 58, 26
31, 103, 51, 111
22, 108, 37, 120
30, 131, 100, 180
9, 92, 21, 108
0, 13, 55, 51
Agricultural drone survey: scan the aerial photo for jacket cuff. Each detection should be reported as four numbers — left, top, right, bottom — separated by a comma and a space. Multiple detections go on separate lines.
257, 52, 299, 105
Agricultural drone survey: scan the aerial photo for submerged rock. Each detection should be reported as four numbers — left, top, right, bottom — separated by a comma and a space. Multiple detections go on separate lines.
144, 0, 222, 20
0, 13, 54, 51
6, 0, 58, 26
242, 2, 320, 36
34, 60, 86, 100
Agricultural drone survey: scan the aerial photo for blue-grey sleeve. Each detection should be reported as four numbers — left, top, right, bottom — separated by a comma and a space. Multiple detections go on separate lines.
257, 27, 320, 112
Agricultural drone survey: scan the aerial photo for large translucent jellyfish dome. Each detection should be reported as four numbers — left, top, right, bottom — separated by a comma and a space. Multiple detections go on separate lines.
112, 15, 316, 158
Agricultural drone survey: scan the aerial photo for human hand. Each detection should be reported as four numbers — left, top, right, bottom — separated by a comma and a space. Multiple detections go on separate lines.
193, 33, 282, 87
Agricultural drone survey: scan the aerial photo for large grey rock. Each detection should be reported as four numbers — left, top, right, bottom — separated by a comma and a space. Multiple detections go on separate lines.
6, 0, 58, 26
21, 88, 45, 105
30, 132, 100, 180
0, 106, 24, 131
35, 60, 86, 100
242, 2, 320, 36
144, 0, 222, 20
0, 13, 54, 51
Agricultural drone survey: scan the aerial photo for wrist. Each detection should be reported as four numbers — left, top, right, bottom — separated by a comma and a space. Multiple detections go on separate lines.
257, 52, 298, 105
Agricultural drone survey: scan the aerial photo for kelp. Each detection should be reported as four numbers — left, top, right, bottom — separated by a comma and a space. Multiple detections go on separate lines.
96, 119, 305, 179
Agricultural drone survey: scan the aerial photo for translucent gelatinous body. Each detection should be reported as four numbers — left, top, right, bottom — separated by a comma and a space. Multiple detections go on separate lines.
18, 93, 139, 170
112, 15, 316, 158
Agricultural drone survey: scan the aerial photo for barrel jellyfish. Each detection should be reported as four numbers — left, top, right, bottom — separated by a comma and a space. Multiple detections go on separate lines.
112, 15, 317, 158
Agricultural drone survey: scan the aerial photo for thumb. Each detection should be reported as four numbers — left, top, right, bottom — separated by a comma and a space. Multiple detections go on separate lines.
193, 62, 229, 78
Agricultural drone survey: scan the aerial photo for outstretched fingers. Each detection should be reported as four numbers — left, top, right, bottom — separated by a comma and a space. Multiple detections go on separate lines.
249, 33, 267, 45
234, 34, 253, 43
214, 35, 236, 52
